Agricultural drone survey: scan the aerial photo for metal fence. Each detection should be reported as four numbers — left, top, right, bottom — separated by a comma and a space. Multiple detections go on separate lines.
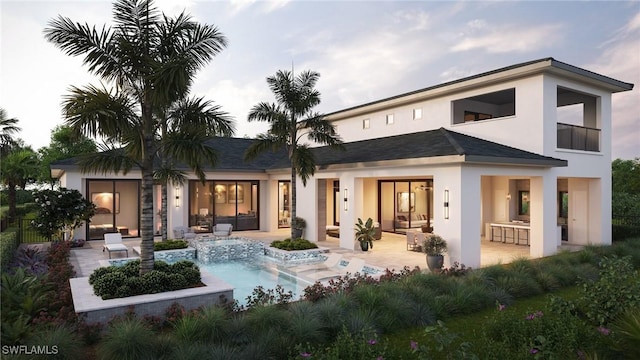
15, 217, 47, 244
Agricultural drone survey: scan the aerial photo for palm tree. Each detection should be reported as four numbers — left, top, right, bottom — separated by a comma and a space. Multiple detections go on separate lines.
244, 70, 343, 239
1, 148, 39, 222
44, 0, 232, 274
0, 108, 21, 157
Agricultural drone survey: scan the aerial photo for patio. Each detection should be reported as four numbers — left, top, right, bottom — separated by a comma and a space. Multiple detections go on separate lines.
67, 228, 574, 278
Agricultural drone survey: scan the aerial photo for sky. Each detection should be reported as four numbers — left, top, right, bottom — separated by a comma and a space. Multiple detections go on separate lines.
1, 0, 639, 160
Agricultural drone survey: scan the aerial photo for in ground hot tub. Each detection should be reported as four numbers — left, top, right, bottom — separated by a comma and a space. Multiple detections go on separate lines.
193, 237, 264, 263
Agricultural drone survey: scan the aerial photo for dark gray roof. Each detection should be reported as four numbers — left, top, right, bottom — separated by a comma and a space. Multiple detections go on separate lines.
51, 128, 567, 174
311, 128, 567, 168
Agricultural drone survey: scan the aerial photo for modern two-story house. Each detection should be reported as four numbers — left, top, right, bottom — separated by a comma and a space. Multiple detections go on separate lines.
51, 58, 633, 268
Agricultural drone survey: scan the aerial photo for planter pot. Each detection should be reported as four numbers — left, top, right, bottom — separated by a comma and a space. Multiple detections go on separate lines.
292, 228, 303, 239
426, 255, 444, 271
359, 241, 370, 251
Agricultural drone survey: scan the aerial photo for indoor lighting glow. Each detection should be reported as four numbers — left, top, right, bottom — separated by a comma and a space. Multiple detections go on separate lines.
444, 189, 449, 219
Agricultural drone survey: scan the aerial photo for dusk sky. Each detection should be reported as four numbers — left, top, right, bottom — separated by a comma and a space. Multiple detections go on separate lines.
1, 0, 638, 159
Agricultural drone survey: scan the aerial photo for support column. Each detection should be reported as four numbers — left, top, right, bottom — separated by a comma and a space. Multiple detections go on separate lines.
339, 175, 362, 250
530, 174, 557, 257
296, 176, 318, 242
431, 166, 481, 269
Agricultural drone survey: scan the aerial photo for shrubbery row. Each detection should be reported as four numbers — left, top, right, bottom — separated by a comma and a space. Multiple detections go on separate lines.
153, 239, 188, 251
270, 238, 319, 251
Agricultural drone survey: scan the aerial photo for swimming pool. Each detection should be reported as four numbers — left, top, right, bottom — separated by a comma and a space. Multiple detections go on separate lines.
195, 258, 307, 307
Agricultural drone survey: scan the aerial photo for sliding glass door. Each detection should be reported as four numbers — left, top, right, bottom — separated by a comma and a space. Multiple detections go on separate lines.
378, 179, 432, 234
189, 180, 260, 232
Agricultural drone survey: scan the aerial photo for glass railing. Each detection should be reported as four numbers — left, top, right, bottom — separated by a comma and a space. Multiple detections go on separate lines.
557, 123, 600, 152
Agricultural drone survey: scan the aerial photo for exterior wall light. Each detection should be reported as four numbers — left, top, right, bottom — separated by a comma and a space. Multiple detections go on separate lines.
175, 186, 181, 208
344, 188, 348, 211
444, 189, 449, 219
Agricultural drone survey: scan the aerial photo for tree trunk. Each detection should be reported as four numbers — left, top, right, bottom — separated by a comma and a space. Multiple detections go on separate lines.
139, 102, 156, 275
7, 182, 17, 224
290, 154, 297, 239
161, 184, 168, 240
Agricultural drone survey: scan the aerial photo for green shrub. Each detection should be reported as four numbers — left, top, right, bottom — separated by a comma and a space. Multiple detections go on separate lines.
25, 325, 83, 360
481, 304, 600, 359
270, 238, 318, 251
610, 307, 640, 358
292, 326, 390, 360
98, 318, 158, 360
578, 256, 640, 326
89, 260, 201, 299
0, 229, 18, 271
154, 240, 188, 251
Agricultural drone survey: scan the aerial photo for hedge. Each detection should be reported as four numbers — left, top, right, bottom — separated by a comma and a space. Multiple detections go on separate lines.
0, 228, 19, 271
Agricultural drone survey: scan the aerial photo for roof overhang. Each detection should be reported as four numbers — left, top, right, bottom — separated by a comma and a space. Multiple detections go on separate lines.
316, 154, 566, 171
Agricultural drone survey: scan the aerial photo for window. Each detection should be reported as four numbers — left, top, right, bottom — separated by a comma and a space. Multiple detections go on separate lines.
362, 119, 370, 129
386, 114, 394, 125
413, 108, 422, 120
518, 191, 530, 216
452, 88, 515, 124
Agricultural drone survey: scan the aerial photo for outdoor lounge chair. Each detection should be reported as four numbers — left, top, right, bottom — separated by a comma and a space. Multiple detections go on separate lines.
103, 233, 128, 259
173, 226, 196, 240
300, 258, 366, 283
287, 253, 343, 274
213, 223, 233, 237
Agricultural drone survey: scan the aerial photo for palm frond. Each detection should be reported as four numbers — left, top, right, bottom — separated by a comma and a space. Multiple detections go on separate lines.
301, 113, 345, 149
62, 84, 138, 140
168, 97, 235, 137
153, 167, 187, 186
243, 135, 284, 161
112, 0, 160, 37
77, 144, 137, 175
247, 102, 286, 123
291, 145, 316, 185
161, 130, 218, 183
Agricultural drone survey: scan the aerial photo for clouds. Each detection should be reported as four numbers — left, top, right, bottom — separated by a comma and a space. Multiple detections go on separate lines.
451, 23, 564, 53
1, 1, 638, 159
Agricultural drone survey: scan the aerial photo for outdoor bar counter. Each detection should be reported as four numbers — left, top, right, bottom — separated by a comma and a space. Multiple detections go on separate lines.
489, 221, 530, 245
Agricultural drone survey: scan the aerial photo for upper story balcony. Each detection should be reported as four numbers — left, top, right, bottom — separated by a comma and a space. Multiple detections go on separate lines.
557, 123, 600, 152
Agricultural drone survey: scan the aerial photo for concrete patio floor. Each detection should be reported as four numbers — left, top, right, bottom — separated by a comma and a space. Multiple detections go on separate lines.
67, 228, 578, 278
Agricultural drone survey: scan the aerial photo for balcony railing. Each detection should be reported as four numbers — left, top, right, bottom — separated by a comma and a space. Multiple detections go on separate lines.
557, 123, 600, 152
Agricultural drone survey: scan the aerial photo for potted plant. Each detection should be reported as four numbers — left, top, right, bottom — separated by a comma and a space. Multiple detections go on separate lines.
422, 234, 447, 271
355, 217, 376, 251
291, 217, 306, 239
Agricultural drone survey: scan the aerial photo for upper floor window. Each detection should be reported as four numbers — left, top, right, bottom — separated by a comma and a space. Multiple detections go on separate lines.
386, 114, 394, 125
362, 119, 370, 129
413, 108, 422, 120
452, 88, 515, 124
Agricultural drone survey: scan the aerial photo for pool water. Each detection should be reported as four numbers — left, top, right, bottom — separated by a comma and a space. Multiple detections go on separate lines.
195, 258, 307, 306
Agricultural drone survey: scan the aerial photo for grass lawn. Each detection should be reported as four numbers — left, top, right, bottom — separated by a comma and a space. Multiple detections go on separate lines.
386, 287, 581, 347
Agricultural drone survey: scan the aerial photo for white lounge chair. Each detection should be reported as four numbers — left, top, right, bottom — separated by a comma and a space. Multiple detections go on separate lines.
301, 258, 367, 282
287, 253, 343, 274
213, 223, 233, 237
103, 233, 128, 259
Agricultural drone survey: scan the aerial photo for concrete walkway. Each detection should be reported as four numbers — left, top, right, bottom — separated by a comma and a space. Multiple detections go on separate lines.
67, 229, 557, 278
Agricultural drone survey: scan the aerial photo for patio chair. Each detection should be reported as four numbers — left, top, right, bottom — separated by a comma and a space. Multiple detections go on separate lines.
406, 231, 419, 251
103, 233, 128, 259
173, 226, 196, 240
213, 223, 233, 237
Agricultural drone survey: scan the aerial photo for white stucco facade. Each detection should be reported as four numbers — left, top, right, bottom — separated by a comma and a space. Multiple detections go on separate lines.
52, 58, 633, 268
